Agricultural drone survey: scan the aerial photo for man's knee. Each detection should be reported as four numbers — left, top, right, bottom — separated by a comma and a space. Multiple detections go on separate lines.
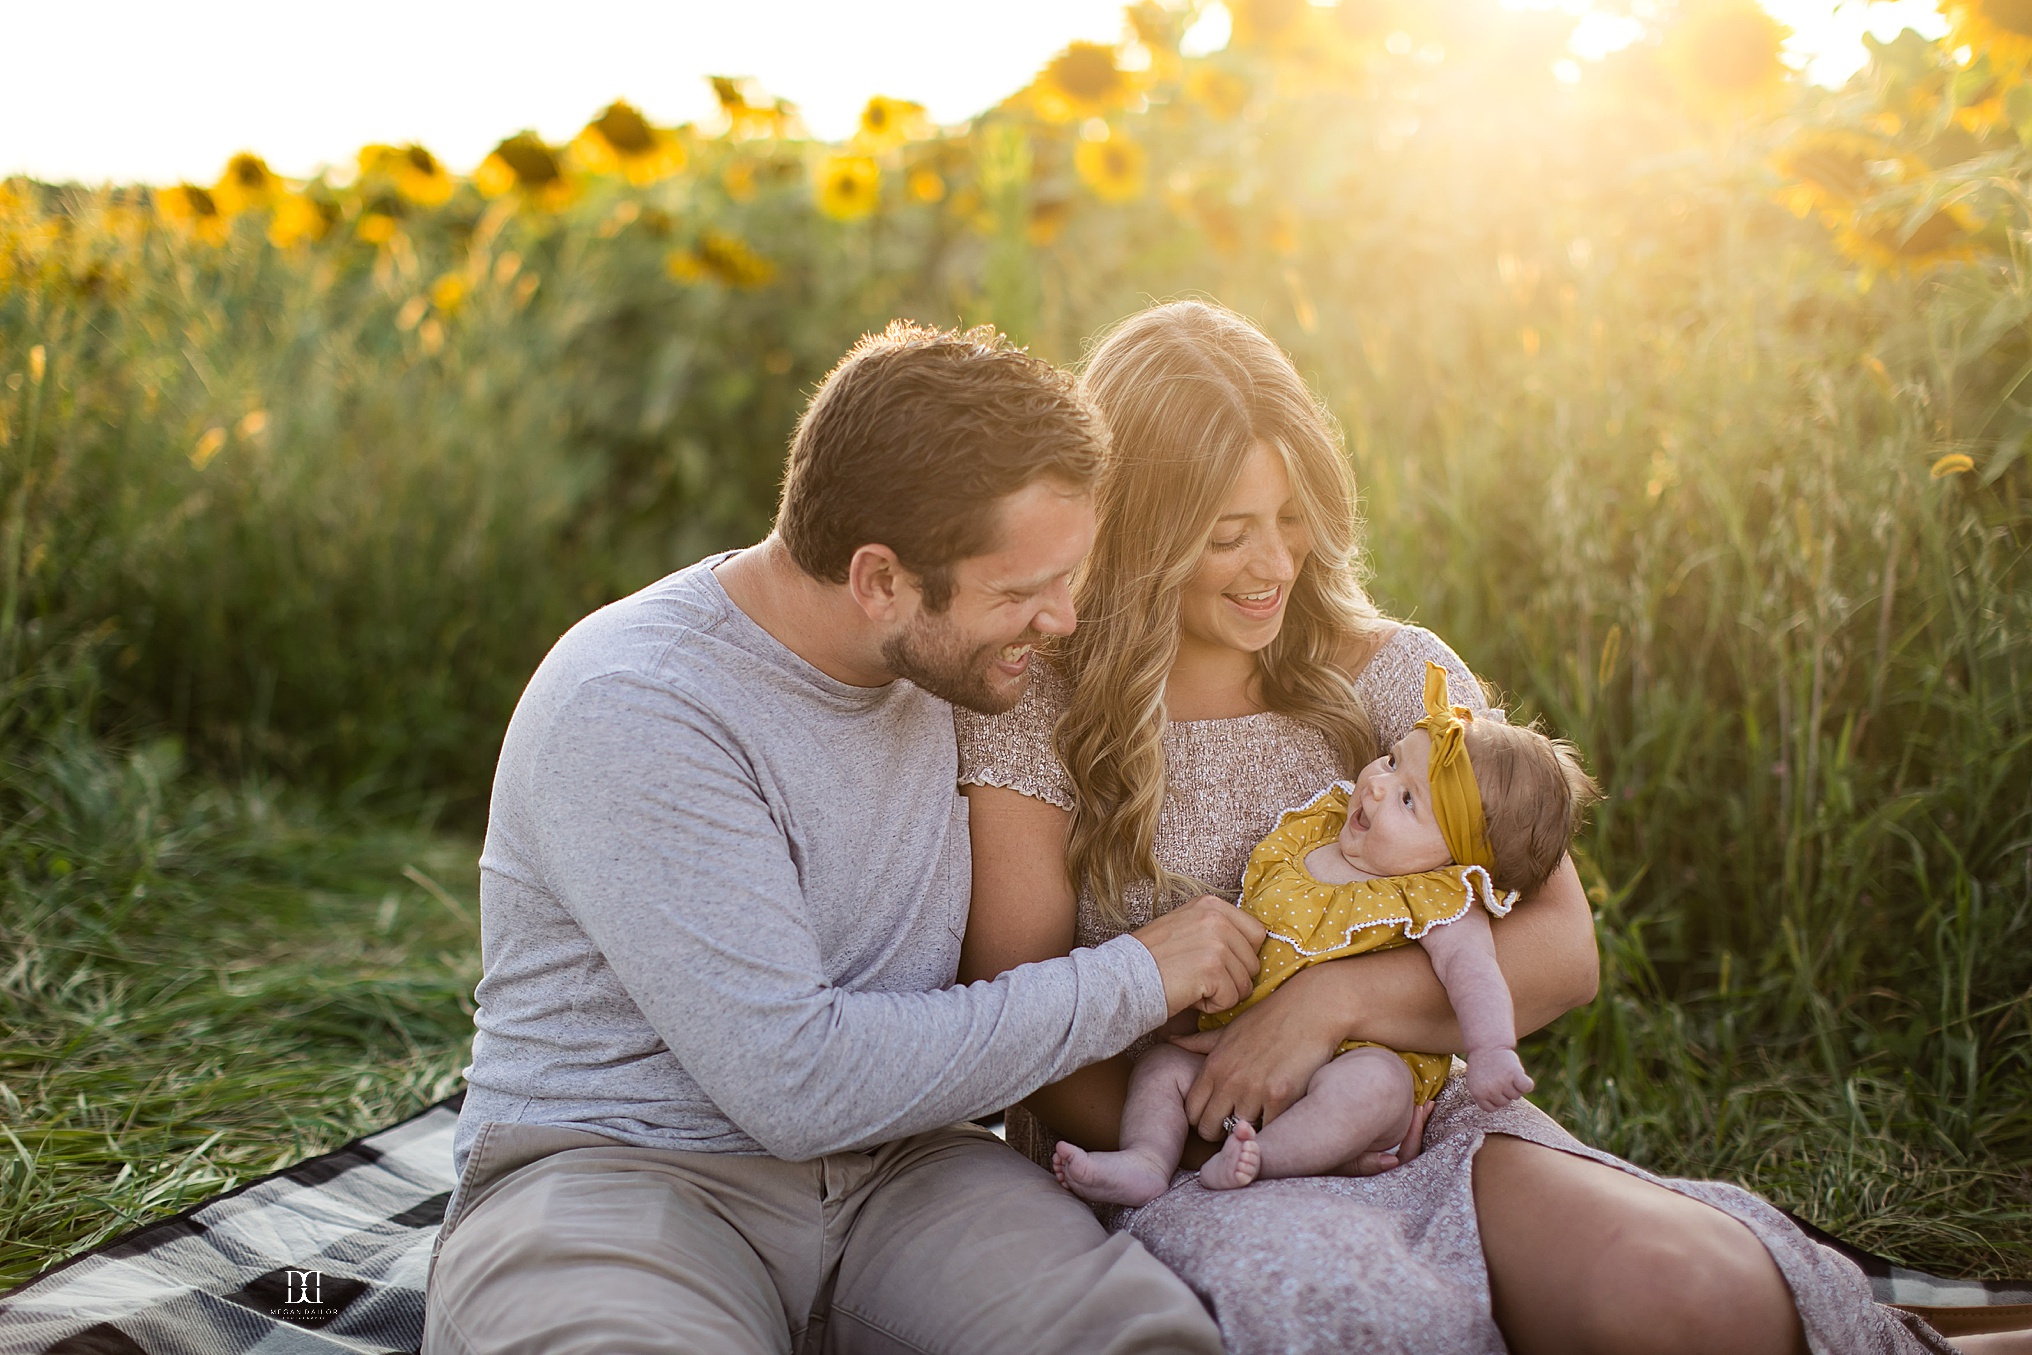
425, 1159, 789, 1355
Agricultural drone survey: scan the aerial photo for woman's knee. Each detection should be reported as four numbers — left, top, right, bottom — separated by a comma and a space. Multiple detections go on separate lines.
1571, 1213, 1805, 1355
1477, 1139, 1805, 1355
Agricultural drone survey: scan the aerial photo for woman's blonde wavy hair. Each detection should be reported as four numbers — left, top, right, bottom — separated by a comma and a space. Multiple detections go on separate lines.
1055, 300, 1390, 927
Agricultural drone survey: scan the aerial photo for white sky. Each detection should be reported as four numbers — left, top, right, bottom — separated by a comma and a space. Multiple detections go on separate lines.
1, 1, 1952, 186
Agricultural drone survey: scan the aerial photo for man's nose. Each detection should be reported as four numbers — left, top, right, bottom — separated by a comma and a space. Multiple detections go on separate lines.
1032, 578, 1077, 636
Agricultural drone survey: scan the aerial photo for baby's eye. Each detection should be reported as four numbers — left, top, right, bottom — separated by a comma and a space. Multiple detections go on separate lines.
1386, 753, 1397, 769
1401, 789, 1413, 808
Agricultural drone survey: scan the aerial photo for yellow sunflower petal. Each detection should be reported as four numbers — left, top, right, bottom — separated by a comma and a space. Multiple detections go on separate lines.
1075, 129, 1147, 204
815, 154, 881, 221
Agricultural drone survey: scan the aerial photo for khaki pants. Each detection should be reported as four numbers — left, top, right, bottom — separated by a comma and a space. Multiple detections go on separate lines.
422, 1120, 1221, 1355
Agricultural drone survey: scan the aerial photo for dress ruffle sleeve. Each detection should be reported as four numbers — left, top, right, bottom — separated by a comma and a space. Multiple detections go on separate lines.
1203, 784, 1519, 1031
953, 659, 1076, 812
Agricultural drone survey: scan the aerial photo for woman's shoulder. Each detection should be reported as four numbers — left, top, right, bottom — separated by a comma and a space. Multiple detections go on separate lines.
1351, 624, 1489, 747
953, 657, 1075, 811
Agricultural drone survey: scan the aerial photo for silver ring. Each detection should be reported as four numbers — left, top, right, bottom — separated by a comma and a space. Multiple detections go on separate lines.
1221, 1114, 1241, 1136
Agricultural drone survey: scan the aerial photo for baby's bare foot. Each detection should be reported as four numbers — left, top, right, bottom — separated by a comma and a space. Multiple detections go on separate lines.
1052, 1141, 1172, 1207
1197, 1121, 1262, 1191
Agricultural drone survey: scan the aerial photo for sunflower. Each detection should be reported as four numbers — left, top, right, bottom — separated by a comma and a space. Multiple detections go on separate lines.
476, 133, 576, 210
400, 145, 458, 206
1186, 65, 1251, 121
815, 154, 881, 221
574, 101, 687, 185
682, 230, 776, 287
267, 192, 334, 248
710, 76, 798, 139
1946, 0, 2032, 71
1075, 128, 1147, 204
212, 153, 278, 216
430, 273, 468, 315
356, 212, 399, 245
908, 167, 947, 203
358, 144, 456, 207
157, 184, 229, 244
1930, 451, 1977, 476
856, 96, 928, 151
1032, 42, 1133, 123
1664, 0, 1792, 114
1835, 202, 1986, 275
1027, 198, 1071, 245
1771, 129, 1908, 221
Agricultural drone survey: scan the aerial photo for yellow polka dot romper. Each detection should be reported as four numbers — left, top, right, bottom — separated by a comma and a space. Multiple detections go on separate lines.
1198, 783, 1518, 1105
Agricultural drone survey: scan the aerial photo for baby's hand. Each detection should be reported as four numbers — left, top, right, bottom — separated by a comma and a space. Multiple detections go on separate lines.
1465, 1048, 1534, 1112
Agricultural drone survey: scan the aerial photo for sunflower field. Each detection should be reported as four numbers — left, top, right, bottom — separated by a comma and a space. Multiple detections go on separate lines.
3, 0, 2030, 1288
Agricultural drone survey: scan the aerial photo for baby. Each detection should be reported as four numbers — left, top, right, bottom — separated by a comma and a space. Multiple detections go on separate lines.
1056, 662, 1600, 1204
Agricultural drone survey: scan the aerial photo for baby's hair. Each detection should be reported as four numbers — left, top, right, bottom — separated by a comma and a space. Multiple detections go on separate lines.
1464, 717, 1601, 896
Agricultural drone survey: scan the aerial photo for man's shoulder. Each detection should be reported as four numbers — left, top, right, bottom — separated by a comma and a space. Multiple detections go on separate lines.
535, 557, 754, 697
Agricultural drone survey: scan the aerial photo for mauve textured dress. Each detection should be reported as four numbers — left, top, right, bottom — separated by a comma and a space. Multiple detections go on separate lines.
954, 626, 1949, 1355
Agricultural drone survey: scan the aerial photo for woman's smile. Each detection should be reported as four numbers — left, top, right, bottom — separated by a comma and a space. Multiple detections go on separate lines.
1225, 584, 1284, 621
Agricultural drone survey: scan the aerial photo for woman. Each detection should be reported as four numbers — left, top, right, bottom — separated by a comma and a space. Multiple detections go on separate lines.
955, 301, 1962, 1354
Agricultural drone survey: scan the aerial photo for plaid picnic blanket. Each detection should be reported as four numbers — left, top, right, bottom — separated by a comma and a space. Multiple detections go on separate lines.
3, 1092, 2027, 1353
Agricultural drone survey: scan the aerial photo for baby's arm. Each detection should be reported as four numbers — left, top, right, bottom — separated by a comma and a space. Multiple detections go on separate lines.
1418, 905, 1535, 1111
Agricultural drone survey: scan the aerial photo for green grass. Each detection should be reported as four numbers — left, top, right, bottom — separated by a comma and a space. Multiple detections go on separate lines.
2, 727, 2024, 1292
0, 736, 476, 1290
1, 2, 2028, 1298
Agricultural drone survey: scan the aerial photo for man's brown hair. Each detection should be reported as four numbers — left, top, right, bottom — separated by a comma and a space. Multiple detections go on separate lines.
776, 320, 1106, 609
1466, 718, 1602, 897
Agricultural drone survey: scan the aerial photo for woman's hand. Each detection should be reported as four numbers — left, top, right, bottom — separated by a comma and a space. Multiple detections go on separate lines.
1173, 980, 1346, 1143
1174, 1009, 1435, 1175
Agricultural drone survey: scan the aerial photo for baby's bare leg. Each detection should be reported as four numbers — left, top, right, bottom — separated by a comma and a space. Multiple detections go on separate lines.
1054, 1043, 1201, 1207
1247, 1047, 1416, 1183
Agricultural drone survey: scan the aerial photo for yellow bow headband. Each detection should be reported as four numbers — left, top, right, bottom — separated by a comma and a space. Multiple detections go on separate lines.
1413, 660, 1494, 871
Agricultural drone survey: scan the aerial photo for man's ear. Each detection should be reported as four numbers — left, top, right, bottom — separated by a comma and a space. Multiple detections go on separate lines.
846, 544, 915, 623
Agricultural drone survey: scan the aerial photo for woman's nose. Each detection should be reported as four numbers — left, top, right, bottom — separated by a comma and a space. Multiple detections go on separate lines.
1254, 533, 1297, 584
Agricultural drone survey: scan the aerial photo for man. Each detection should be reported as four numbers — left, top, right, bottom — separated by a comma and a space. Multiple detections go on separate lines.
424, 322, 1265, 1354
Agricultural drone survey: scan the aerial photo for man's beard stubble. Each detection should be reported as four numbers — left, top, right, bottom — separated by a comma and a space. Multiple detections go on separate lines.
881, 609, 1039, 716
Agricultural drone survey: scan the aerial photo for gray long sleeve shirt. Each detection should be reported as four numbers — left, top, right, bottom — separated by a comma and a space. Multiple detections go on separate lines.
454, 553, 1167, 1173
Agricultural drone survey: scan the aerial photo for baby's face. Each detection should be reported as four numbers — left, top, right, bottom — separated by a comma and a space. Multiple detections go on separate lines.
1333, 729, 1454, 878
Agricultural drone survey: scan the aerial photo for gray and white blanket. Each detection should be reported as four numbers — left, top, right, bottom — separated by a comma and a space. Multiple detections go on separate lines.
1, 1094, 2026, 1354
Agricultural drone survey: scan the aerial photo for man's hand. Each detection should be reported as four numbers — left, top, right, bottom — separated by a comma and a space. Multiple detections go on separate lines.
1130, 895, 1265, 1017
